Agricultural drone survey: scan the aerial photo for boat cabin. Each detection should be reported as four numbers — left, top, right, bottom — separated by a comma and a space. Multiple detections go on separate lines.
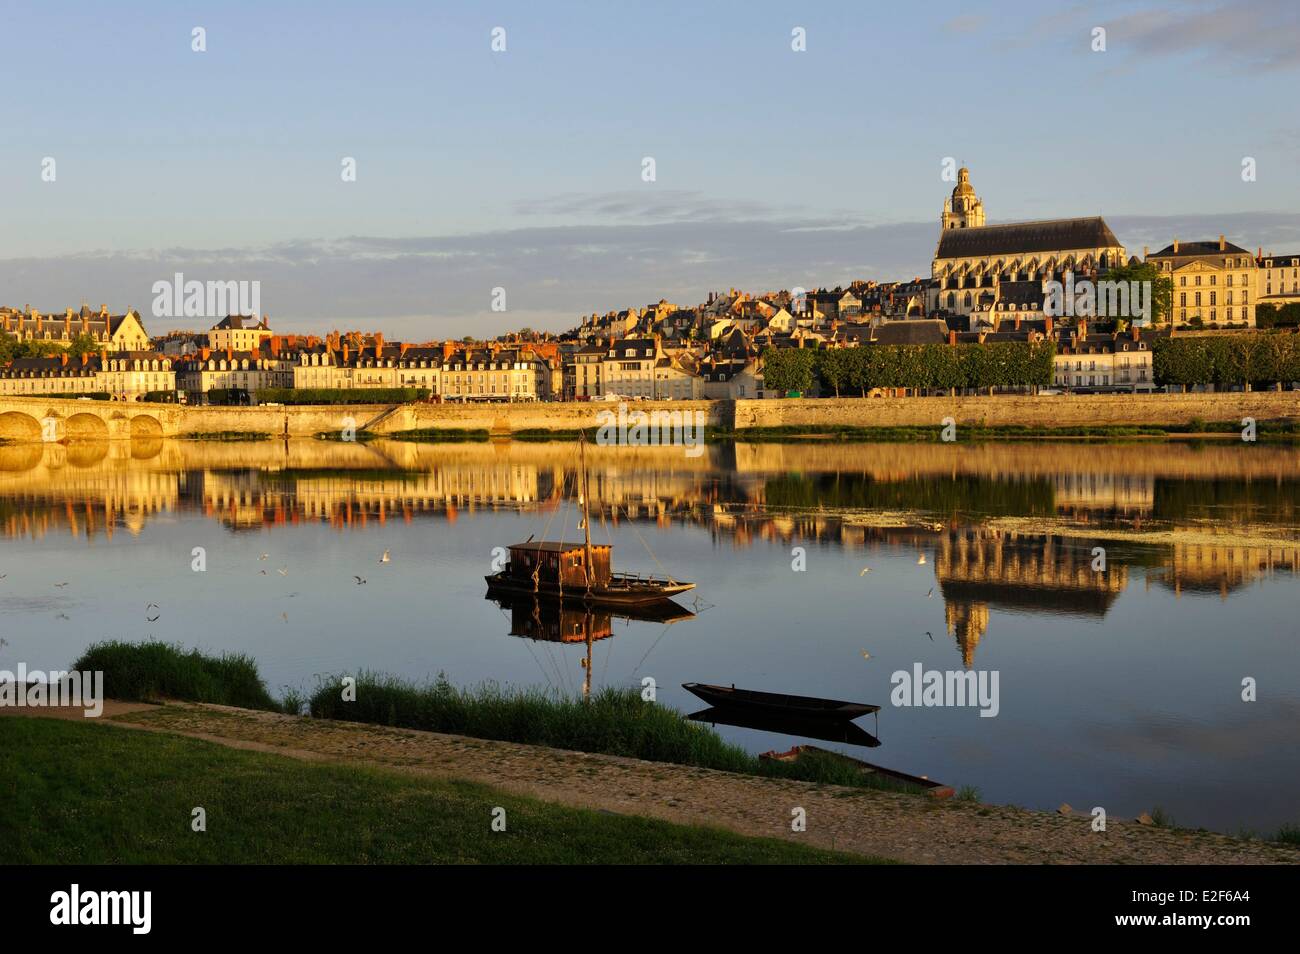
506, 541, 612, 589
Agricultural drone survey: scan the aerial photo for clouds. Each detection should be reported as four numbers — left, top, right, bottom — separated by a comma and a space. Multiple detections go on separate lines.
2, 208, 1297, 340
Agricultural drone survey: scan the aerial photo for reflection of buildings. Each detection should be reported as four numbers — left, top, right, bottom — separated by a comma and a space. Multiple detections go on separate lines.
1157, 542, 1300, 599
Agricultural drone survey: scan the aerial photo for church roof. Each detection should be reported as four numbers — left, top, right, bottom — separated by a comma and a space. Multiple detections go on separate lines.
936, 217, 1121, 260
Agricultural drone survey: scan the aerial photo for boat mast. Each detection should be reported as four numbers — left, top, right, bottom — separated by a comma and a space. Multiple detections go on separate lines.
579, 432, 594, 592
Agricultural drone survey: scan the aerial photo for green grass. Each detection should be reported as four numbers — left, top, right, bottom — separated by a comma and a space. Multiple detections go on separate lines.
308, 673, 931, 795
72, 640, 279, 711
1273, 824, 1300, 846
0, 718, 880, 864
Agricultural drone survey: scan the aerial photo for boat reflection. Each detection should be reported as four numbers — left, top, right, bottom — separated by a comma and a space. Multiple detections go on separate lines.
686, 705, 882, 748
485, 593, 694, 698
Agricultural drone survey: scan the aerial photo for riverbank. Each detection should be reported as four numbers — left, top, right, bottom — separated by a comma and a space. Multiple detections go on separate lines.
0, 715, 868, 865
10, 701, 1295, 864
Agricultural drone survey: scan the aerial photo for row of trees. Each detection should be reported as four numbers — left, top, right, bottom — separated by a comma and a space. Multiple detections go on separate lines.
762, 342, 1055, 395
0, 331, 103, 363
1152, 335, 1300, 390
1256, 303, 1300, 329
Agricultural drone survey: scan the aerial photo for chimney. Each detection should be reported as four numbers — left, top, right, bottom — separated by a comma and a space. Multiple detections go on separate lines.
374, 332, 384, 358
80, 352, 88, 366
200, 347, 211, 362
225, 347, 233, 363
442, 341, 455, 361
1079, 319, 1088, 341
948, 329, 957, 346
399, 342, 410, 356
1173, 239, 1179, 254
1014, 314, 1022, 331
1219, 234, 1225, 251
100, 304, 108, 318
270, 336, 281, 357
1132, 324, 1140, 341
1045, 314, 1054, 337
342, 343, 349, 363
1143, 246, 1149, 260
100, 348, 108, 366
60, 352, 68, 366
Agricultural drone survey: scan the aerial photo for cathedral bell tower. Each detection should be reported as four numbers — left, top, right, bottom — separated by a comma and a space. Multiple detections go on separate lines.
942, 166, 985, 230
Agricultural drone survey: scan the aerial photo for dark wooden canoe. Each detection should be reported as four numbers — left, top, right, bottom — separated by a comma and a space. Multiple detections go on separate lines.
682, 683, 879, 720
760, 745, 954, 799
687, 706, 881, 748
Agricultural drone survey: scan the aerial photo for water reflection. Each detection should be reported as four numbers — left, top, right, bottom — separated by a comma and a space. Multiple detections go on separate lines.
3, 436, 1298, 831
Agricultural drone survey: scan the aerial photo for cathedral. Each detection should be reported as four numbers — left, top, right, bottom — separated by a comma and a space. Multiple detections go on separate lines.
928, 168, 1127, 323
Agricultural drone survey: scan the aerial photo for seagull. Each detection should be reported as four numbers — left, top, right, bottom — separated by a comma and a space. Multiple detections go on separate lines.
56, 613, 69, 620
354, 576, 367, 585
379, 550, 390, 564
859, 567, 871, 576
0, 574, 7, 580
54, 582, 68, 588
924, 631, 933, 641
927, 587, 934, 598
145, 603, 160, 622
258, 554, 269, 561
916, 554, 927, 565
860, 650, 872, 660
277, 567, 288, 576
259, 569, 267, 575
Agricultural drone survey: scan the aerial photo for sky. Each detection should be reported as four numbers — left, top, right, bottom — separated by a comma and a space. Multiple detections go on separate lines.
1, 0, 1298, 339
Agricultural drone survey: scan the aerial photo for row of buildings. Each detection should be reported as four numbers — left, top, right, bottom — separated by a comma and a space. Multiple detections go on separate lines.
3, 167, 1296, 403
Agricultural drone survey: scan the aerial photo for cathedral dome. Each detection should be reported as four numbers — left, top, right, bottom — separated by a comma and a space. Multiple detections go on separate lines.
952, 167, 975, 198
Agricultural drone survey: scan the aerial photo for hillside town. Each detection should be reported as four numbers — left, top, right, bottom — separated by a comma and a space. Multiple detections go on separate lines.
3, 168, 1299, 404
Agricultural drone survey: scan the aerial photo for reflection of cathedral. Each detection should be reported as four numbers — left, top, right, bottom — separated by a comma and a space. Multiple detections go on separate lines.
936, 528, 1128, 667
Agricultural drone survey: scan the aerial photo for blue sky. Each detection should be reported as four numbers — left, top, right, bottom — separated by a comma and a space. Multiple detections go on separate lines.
1, 0, 1297, 337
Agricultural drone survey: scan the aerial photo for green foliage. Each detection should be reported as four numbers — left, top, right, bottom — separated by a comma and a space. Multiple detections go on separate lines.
0, 331, 66, 362
810, 341, 1052, 393
1154, 335, 1300, 388
761, 346, 817, 393
66, 332, 100, 357
255, 387, 430, 405
71, 640, 278, 710
1100, 261, 1174, 324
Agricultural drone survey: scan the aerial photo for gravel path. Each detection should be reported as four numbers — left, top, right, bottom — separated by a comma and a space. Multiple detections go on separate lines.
98, 702, 1299, 865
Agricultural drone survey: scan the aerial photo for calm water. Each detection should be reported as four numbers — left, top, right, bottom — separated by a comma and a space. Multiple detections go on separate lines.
3, 436, 1299, 834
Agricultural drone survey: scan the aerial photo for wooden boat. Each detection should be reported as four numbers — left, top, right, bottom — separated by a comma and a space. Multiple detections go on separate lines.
687, 706, 881, 747
682, 683, 879, 720
483, 434, 694, 608
760, 745, 954, 799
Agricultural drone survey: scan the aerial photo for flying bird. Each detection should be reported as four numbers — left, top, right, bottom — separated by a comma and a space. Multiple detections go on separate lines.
927, 587, 934, 598
860, 650, 872, 660
916, 554, 927, 565
859, 567, 871, 576
379, 550, 390, 563
145, 603, 160, 622
277, 567, 288, 576
354, 576, 367, 585
54, 582, 68, 588
924, 631, 933, 641
258, 554, 269, 561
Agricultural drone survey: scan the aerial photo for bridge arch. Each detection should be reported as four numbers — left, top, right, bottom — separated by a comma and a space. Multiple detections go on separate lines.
0, 411, 42, 442
64, 412, 110, 441
130, 414, 164, 439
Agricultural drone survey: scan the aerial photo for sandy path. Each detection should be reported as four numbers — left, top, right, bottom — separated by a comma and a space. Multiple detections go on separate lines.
24, 701, 1283, 865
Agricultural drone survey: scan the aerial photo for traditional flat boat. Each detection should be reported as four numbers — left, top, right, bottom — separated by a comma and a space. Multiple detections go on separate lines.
682, 683, 880, 720
687, 706, 882, 747
760, 745, 954, 799
484, 434, 694, 607
485, 540, 694, 606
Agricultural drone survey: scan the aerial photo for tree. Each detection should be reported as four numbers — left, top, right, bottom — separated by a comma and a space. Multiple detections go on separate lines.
67, 332, 99, 357
761, 347, 816, 394
815, 348, 853, 397
1100, 261, 1174, 325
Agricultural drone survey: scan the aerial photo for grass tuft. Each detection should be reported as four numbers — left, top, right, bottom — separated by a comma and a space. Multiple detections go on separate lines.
71, 640, 278, 710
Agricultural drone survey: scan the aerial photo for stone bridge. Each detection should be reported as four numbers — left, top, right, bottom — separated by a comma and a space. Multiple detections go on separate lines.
0, 397, 726, 442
